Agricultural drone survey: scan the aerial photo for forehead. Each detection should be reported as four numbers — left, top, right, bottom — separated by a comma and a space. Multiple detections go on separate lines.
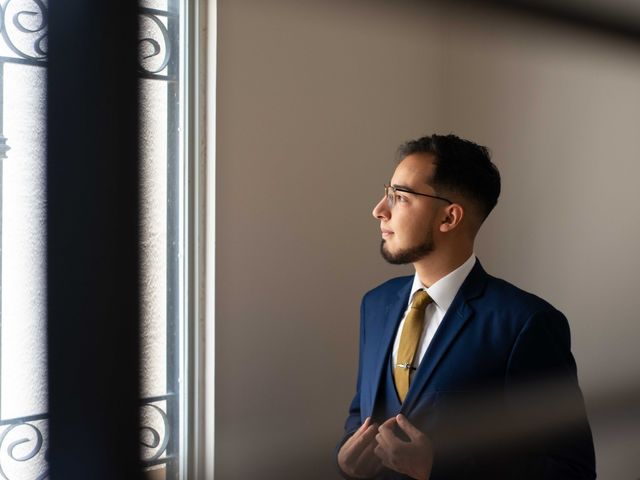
391, 153, 436, 187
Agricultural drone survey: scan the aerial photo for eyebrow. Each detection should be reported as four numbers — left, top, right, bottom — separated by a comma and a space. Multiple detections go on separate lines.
391, 183, 430, 194
391, 183, 412, 190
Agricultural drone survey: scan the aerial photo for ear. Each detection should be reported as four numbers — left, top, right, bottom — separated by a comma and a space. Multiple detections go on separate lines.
439, 203, 464, 233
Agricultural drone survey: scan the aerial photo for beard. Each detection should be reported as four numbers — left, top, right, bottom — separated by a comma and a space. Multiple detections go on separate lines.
380, 230, 434, 265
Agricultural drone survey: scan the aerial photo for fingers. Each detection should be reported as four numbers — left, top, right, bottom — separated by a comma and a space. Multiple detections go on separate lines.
373, 442, 391, 469
349, 417, 373, 448
380, 416, 396, 428
357, 436, 382, 473
374, 432, 391, 453
373, 416, 434, 480
396, 414, 423, 441
338, 418, 382, 478
358, 437, 377, 459
356, 416, 371, 434
345, 419, 379, 459
343, 415, 428, 478
377, 416, 398, 445
374, 418, 397, 469
360, 423, 379, 446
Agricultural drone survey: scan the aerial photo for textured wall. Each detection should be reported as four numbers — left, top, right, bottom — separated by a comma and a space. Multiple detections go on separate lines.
216, 1, 445, 478
216, 1, 640, 479
438, 5, 640, 477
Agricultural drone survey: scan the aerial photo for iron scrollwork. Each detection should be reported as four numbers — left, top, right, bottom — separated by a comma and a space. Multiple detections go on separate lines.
0, 0, 48, 64
140, 399, 171, 463
0, 2, 175, 78
138, 10, 171, 76
0, 396, 173, 479
0, 417, 48, 480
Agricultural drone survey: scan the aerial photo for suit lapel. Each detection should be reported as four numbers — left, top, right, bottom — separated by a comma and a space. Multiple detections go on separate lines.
401, 260, 488, 414
368, 279, 412, 411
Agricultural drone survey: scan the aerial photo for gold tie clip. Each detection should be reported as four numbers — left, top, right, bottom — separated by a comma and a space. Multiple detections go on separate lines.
396, 363, 416, 370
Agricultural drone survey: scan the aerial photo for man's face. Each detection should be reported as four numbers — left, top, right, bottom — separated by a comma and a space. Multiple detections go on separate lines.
372, 154, 443, 265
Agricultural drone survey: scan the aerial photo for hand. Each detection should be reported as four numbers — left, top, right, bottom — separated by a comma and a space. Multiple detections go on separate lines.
374, 414, 434, 480
338, 417, 383, 478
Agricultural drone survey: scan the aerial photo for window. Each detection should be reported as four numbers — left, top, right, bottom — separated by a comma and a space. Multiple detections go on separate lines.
0, 1, 206, 478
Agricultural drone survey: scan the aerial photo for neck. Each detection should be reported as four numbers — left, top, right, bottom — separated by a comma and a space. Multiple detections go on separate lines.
412, 245, 473, 287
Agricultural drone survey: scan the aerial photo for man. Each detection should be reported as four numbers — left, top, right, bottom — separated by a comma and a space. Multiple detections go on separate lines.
336, 134, 596, 479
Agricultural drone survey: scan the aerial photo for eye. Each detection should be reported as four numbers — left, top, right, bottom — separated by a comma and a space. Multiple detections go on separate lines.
395, 193, 408, 203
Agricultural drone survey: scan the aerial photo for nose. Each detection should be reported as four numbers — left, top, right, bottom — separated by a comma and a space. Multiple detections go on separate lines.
372, 196, 390, 221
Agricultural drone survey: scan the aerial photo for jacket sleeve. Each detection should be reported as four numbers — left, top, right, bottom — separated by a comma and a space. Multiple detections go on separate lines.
504, 309, 597, 479
335, 296, 368, 479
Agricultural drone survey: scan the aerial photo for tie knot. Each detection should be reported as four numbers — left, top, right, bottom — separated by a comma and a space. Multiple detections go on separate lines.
411, 290, 432, 311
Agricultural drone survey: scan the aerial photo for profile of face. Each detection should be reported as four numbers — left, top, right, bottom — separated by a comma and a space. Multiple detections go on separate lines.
372, 154, 448, 265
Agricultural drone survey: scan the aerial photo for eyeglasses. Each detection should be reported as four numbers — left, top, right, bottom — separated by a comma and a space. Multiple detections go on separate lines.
384, 184, 453, 209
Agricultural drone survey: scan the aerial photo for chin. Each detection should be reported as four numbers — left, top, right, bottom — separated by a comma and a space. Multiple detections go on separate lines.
380, 238, 434, 265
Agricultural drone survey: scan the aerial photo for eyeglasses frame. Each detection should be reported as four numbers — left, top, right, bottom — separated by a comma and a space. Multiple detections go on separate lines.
384, 184, 453, 208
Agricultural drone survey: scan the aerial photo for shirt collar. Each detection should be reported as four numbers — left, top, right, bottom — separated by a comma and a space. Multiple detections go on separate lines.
408, 254, 477, 312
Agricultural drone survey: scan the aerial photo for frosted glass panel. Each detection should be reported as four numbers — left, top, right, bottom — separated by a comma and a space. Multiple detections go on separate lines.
1, 64, 47, 419
0, 60, 48, 480
140, 77, 169, 399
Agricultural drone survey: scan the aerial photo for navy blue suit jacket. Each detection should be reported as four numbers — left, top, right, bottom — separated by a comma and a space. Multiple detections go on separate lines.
338, 260, 596, 479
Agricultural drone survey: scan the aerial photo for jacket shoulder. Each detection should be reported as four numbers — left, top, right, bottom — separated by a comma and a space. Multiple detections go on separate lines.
481, 273, 562, 319
362, 275, 412, 301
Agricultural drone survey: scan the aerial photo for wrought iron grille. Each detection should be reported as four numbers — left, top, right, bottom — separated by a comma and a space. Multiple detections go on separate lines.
0, 394, 176, 479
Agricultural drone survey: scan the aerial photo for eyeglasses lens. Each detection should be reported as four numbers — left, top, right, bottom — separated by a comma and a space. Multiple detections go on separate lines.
385, 186, 394, 208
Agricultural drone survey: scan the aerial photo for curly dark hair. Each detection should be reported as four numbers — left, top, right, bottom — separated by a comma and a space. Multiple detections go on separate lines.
397, 134, 501, 220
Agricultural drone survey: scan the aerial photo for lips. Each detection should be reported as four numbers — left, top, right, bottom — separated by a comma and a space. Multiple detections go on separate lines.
381, 229, 394, 237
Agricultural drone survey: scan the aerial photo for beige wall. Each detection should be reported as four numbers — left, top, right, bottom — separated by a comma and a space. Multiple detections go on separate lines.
439, 6, 640, 478
216, 1, 640, 478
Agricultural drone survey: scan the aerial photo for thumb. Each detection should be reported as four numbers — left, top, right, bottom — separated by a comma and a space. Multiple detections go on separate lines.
379, 416, 397, 432
395, 414, 423, 441
359, 417, 371, 430
348, 417, 371, 441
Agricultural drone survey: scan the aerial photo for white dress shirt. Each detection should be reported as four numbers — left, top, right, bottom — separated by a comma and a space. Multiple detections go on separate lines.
391, 254, 477, 380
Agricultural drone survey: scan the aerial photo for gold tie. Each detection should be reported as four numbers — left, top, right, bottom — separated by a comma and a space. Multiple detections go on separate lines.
394, 290, 432, 402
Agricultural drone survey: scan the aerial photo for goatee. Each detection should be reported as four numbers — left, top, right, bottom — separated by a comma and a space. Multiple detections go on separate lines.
380, 238, 434, 265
